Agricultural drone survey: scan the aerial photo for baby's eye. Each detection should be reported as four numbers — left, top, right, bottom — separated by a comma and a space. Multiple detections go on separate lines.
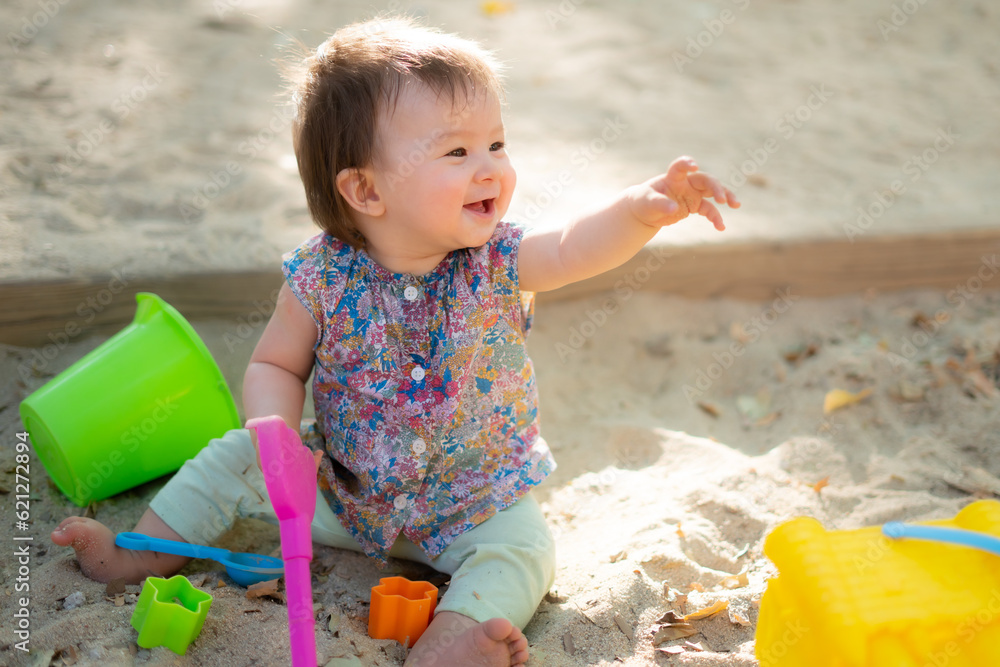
447, 148, 467, 158
490, 141, 505, 152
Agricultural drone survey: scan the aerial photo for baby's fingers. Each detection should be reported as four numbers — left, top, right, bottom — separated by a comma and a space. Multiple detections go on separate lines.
690, 172, 739, 208
699, 199, 726, 231
664, 156, 699, 186
721, 185, 740, 208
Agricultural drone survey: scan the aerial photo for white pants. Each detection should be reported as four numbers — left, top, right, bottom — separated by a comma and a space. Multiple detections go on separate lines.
149, 428, 556, 627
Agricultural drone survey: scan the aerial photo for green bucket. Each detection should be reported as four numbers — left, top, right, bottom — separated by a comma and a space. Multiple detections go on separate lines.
19, 293, 241, 506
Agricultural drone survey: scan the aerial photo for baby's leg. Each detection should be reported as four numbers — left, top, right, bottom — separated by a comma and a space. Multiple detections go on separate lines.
52, 428, 268, 584
403, 493, 556, 667
51, 508, 192, 584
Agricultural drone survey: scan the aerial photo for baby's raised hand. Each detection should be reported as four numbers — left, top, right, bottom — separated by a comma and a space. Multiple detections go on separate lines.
626, 156, 739, 231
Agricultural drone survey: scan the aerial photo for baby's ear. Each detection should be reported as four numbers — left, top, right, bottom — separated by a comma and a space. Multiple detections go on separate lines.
335, 167, 385, 216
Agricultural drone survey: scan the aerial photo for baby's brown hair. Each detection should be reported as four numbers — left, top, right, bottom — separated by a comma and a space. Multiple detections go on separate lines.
287, 16, 505, 249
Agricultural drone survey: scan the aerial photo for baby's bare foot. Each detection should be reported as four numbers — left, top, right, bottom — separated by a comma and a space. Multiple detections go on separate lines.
52, 516, 139, 583
51, 515, 188, 584
404, 611, 528, 667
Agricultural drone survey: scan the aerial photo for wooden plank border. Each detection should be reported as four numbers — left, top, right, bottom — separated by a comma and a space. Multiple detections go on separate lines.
2, 229, 998, 347
541, 228, 1000, 302
0, 272, 286, 349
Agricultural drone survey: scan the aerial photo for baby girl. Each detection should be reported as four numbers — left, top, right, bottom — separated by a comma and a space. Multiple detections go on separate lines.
51, 16, 737, 666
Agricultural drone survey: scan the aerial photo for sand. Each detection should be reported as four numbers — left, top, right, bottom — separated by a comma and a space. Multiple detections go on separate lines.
1, 0, 997, 281
2, 287, 999, 666
1, 0, 999, 666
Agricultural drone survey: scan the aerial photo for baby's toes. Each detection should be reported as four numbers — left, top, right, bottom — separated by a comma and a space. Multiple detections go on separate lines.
509, 632, 528, 658
51, 516, 88, 546
51, 516, 112, 550
507, 628, 528, 664
479, 617, 514, 644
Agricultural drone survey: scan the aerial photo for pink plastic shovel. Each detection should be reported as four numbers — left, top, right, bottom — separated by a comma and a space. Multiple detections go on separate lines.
246, 416, 318, 667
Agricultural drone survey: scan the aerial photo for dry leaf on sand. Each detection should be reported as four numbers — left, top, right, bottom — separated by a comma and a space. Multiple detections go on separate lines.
246, 578, 285, 603
655, 610, 685, 624
562, 631, 575, 655
697, 401, 722, 418
682, 599, 729, 621
783, 342, 819, 364
755, 411, 781, 426
720, 571, 749, 589
823, 388, 873, 414
614, 612, 635, 641
652, 622, 698, 645
481, 1, 515, 16
729, 608, 751, 626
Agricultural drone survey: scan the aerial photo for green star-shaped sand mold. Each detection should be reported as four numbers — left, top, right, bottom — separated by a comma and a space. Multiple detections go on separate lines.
130, 575, 212, 654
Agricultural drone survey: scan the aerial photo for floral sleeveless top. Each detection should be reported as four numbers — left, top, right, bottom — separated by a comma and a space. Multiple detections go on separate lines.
282, 221, 556, 565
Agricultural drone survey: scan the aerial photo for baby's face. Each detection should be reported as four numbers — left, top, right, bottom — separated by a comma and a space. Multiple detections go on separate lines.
371, 81, 516, 256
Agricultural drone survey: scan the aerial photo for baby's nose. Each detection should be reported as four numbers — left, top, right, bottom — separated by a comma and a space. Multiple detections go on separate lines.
475, 154, 502, 182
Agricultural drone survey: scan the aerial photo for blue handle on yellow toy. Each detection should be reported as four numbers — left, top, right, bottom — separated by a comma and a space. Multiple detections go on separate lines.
882, 522, 1000, 557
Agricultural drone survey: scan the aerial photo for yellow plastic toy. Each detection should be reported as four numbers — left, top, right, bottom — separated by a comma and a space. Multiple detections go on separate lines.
756, 499, 1000, 666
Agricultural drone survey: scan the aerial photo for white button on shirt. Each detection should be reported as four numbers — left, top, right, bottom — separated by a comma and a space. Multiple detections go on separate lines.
403, 285, 419, 301
410, 366, 426, 382
412, 438, 426, 455
394, 495, 408, 510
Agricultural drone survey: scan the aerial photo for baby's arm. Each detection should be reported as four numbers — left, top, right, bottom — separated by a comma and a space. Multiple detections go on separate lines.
243, 282, 318, 460
518, 156, 739, 292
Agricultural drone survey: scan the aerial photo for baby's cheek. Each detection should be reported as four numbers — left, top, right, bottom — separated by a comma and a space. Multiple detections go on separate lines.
503, 165, 517, 198
496, 172, 517, 219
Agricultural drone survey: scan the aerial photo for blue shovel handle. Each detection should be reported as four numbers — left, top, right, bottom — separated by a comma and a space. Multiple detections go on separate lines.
882, 523, 1000, 557
116, 532, 236, 562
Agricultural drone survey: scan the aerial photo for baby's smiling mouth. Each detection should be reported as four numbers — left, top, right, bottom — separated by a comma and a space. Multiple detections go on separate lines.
463, 198, 495, 216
